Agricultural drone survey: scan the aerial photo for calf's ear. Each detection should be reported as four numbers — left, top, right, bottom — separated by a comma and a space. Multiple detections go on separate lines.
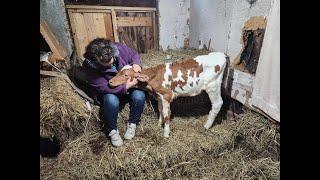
135, 73, 149, 82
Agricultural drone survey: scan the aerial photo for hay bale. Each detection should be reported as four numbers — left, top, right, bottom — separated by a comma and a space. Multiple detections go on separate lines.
40, 76, 100, 145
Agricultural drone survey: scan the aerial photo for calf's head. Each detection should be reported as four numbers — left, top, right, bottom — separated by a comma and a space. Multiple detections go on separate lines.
109, 65, 149, 87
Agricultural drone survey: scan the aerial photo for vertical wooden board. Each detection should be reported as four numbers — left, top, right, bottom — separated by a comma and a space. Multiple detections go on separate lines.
67, 11, 81, 59
83, 13, 96, 43
141, 26, 146, 53
152, 12, 158, 50
111, 9, 119, 42
147, 12, 154, 49
134, 13, 139, 52
40, 19, 67, 61
145, 26, 149, 51
132, 27, 138, 51
103, 13, 114, 40
149, 26, 154, 49
72, 12, 89, 59
92, 13, 107, 39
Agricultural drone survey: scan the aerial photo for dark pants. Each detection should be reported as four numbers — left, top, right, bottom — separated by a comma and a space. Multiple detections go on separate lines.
103, 89, 146, 133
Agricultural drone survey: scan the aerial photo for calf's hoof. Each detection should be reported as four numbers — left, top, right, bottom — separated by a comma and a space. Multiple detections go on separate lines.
163, 133, 170, 138
204, 123, 211, 130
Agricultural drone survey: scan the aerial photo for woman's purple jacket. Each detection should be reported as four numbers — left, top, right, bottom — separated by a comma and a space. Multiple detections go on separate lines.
82, 42, 141, 105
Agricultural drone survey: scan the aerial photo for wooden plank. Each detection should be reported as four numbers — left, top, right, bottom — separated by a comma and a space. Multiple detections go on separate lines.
92, 13, 107, 39
152, 12, 158, 50
145, 26, 149, 51
40, 19, 67, 60
91, 13, 106, 39
72, 13, 89, 59
66, 5, 156, 12
230, 69, 254, 107
84, 13, 96, 42
68, 9, 111, 13
103, 13, 114, 40
67, 10, 82, 59
116, 16, 152, 27
111, 9, 119, 42
64, 0, 156, 8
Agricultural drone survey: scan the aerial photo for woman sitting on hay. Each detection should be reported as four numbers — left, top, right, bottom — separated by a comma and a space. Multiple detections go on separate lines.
82, 38, 146, 147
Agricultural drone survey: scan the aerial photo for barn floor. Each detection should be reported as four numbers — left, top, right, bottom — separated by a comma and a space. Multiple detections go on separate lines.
40, 49, 280, 179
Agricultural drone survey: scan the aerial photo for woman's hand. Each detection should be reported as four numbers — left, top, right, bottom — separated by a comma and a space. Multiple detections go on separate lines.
132, 64, 141, 73
125, 78, 138, 89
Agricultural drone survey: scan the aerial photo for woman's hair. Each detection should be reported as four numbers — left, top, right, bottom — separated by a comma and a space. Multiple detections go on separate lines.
84, 38, 116, 63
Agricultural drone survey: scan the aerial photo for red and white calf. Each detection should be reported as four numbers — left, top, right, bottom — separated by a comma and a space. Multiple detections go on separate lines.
109, 52, 228, 138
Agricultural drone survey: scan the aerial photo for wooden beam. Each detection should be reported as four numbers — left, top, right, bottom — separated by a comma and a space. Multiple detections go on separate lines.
68, 9, 111, 13
65, 5, 156, 12
152, 12, 158, 50
111, 9, 119, 42
103, 13, 114, 41
117, 17, 152, 27
67, 10, 90, 59
40, 19, 67, 60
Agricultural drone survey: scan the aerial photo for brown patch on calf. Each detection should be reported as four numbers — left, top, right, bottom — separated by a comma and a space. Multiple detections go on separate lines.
169, 59, 203, 90
164, 116, 170, 124
141, 64, 166, 90
215, 65, 220, 73
163, 91, 173, 102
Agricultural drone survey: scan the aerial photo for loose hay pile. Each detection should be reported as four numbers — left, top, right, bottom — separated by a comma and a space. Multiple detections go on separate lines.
41, 108, 279, 179
40, 76, 100, 145
40, 49, 280, 179
141, 49, 210, 68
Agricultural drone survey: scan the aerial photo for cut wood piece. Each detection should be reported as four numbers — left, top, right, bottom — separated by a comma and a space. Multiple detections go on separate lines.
152, 12, 158, 50
40, 19, 67, 61
103, 13, 114, 40
66, 5, 156, 12
116, 17, 152, 27
111, 9, 119, 42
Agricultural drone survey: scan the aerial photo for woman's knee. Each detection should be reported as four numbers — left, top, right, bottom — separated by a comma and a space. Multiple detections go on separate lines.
131, 90, 146, 103
103, 94, 120, 108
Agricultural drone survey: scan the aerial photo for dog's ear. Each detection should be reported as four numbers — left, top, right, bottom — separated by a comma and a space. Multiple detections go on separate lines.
134, 73, 149, 82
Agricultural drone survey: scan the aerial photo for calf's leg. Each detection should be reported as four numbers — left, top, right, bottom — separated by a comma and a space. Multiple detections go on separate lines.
157, 99, 163, 127
204, 88, 223, 129
159, 96, 171, 138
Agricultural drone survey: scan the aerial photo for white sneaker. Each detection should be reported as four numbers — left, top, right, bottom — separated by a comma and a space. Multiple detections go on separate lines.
124, 123, 137, 140
108, 129, 123, 147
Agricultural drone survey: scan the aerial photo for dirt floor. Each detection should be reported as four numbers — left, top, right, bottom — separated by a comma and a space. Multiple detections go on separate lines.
40, 49, 280, 179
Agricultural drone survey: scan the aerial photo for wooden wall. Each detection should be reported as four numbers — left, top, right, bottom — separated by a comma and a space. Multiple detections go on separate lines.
66, 5, 158, 59
65, 0, 156, 8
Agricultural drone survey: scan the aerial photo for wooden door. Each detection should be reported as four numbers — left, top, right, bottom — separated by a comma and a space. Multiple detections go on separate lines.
68, 10, 114, 59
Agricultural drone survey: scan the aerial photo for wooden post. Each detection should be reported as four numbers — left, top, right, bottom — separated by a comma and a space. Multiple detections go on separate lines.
111, 9, 119, 42
152, 12, 158, 50
40, 19, 67, 61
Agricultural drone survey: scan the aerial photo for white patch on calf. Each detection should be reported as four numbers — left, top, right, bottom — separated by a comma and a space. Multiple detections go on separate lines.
121, 65, 133, 71
159, 94, 171, 137
161, 63, 172, 88
164, 124, 170, 138
173, 70, 185, 82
